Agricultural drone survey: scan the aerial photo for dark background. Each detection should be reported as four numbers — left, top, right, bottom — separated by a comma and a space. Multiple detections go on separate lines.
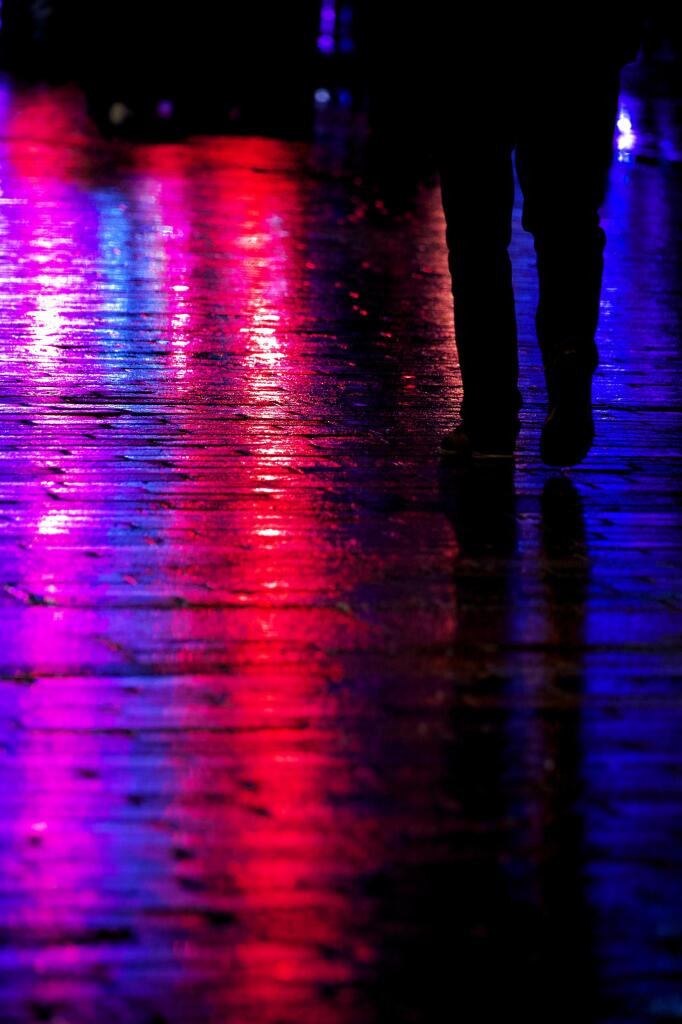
0, 3, 680, 141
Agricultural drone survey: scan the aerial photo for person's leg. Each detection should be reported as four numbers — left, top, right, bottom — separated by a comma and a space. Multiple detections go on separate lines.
515, 59, 621, 464
439, 89, 521, 452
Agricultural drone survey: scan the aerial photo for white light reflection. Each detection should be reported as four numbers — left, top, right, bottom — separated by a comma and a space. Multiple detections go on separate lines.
616, 105, 636, 162
241, 306, 284, 369
36, 511, 72, 536
27, 291, 64, 364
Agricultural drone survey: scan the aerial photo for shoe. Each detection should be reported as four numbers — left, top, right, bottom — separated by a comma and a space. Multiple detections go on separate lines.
540, 351, 595, 467
441, 423, 516, 459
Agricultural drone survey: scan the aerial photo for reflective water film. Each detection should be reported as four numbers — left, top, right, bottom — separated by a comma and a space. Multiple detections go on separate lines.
0, 79, 681, 1023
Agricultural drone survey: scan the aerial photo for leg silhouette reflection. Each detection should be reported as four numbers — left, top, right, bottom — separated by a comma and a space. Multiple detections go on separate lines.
533, 477, 600, 1020
368, 468, 599, 1021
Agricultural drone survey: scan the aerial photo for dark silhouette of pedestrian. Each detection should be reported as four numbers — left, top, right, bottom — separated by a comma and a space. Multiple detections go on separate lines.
436, 12, 642, 464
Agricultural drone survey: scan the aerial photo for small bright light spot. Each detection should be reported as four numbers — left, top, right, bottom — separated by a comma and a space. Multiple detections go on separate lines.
157, 99, 174, 120
256, 528, 284, 538
237, 233, 266, 249
616, 105, 636, 159
109, 102, 131, 127
315, 89, 332, 105
617, 134, 636, 156
37, 512, 71, 536
617, 109, 632, 134
31, 821, 48, 833
172, 312, 190, 328
317, 33, 334, 55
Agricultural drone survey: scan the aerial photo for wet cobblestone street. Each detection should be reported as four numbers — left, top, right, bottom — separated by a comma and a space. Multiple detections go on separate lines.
0, 77, 681, 1023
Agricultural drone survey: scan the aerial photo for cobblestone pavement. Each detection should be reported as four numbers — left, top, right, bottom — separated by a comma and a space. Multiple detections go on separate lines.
0, 77, 681, 1023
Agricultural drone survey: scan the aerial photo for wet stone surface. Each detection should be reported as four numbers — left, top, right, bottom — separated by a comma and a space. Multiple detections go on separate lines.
0, 79, 681, 1023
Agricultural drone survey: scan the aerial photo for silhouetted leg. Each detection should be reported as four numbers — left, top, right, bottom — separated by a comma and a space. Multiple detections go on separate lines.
514, 60, 620, 464
515, 63, 621, 386
439, 101, 521, 440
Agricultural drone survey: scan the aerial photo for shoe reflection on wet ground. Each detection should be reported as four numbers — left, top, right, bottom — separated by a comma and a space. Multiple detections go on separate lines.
0, 78, 681, 1023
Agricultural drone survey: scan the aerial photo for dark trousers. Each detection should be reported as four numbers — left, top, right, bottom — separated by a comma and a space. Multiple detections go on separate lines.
438, 52, 621, 429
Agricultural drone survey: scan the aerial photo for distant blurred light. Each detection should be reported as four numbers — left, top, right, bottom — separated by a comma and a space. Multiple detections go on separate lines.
338, 88, 352, 108
156, 99, 174, 120
320, 4, 336, 30
318, 0, 336, 53
108, 101, 131, 127
338, 2, 354, 53
317, 33, 334, 55
315, 89, 331, 105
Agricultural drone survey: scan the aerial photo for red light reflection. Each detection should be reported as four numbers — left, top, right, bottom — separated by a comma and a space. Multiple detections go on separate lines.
124, 138, 374, 1020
